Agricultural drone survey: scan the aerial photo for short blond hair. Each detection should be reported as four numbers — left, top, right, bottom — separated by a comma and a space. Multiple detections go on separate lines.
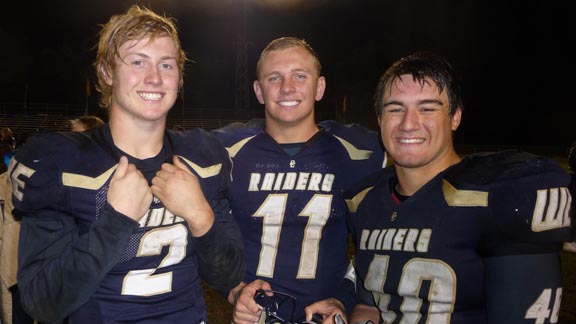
256, 37, 322, 80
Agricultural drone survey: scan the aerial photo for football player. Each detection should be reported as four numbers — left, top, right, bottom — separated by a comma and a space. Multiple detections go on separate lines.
306, 51, 573, 324
212, 37, 386, 323
8, 6, 244, 324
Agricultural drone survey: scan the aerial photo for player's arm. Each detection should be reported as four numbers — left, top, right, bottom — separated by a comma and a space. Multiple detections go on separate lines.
346, 267, 380, 324
151, 141, 245, 297
12, 151, 144, 323
485, 253, 563, 324
349, 304, 379, 324
194, 196, 245, 296
484, 154, 571, 323
185, 146, 245, 296
17, 205, 138, 323
195, 143, 245, 296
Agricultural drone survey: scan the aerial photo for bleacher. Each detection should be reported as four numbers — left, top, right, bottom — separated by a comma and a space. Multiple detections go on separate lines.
0, 100, 344, 137
0, 101, 263, 135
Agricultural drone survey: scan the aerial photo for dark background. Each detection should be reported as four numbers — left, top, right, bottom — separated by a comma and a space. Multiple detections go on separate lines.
0, 0, 573, 147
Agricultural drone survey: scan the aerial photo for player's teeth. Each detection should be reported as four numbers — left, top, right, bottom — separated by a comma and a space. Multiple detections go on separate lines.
279, 101, 298, 106
140, 93, 161, 100
400, 138, 424, 144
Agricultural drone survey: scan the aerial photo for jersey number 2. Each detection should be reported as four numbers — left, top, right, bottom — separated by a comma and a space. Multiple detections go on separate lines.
122, 224, 188, 296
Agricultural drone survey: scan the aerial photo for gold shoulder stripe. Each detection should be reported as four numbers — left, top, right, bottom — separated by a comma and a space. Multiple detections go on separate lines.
178, 156, 221, 178
345, 187, 374, 213
226, 135, 257, 158
442, 179, 488, 207
62, 165, 117, 190
333, 135, 373, 160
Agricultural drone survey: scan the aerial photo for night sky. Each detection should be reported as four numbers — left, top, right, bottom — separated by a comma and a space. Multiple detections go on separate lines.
0, 0, 573, 147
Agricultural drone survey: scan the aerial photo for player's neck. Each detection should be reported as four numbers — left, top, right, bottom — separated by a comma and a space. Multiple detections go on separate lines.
108, 116, 165, 159
395, 151, 461, 196
265, 119, 318, 144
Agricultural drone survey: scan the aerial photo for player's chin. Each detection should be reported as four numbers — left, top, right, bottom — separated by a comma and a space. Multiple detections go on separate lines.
392, 155, 428, 169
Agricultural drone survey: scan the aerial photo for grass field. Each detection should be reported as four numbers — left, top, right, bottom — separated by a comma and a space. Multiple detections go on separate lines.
204, 153, 576, 324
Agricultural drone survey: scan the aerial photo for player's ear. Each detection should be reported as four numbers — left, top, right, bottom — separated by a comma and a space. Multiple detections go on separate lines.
99, 64, 113, 86
253, 80, 265, 104
451, 107, 462, 131
315, 76, 326, 101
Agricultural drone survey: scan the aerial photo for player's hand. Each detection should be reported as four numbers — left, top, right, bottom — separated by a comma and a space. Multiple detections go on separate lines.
231, 279, 271, 324
151, 155, 214, 236
563, 241, 576, 253
305, 298, 347, 324
107, 156, 152, 221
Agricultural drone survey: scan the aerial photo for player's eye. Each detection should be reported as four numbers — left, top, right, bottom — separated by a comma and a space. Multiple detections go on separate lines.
420, 106, 440, 113
383, 106, 404, 114
294, 74, 307, 81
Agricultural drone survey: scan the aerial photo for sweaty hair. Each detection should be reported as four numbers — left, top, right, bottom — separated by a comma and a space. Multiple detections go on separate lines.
94, 5, 186, 108
374, 51, 463, 116
256, 37, 322, 79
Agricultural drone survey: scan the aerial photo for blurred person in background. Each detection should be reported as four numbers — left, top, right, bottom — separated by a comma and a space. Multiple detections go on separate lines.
0, 128, 15, 174
70, 115, 105, 132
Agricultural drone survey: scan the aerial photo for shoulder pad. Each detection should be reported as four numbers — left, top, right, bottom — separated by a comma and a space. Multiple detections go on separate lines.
166, 129, 231, 180
319, 120, 379, 140
345, 167, 394, 214
14, 131, 83, 160
445, 150, 566, 187
345, 167, 394, 199
319, 120, 385, 164
211, 119, 264, 147
10, 132, 84, 212
58, 130, 93, 147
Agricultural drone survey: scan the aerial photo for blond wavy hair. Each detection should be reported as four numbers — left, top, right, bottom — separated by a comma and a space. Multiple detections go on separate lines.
94, 5, 186, 108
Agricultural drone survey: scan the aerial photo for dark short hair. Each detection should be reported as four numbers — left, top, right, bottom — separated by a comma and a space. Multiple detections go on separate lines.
374, 51, 462, 116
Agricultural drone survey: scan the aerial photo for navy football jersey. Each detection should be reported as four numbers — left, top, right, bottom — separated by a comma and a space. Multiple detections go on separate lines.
9, 125, 243, 324
213, 119, 386, 321
346, 151, 572, 324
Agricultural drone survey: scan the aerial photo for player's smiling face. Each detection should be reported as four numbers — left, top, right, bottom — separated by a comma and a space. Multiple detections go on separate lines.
107, 35, 180, 122
378, 75, 461, 170
253, 46, 326, 127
